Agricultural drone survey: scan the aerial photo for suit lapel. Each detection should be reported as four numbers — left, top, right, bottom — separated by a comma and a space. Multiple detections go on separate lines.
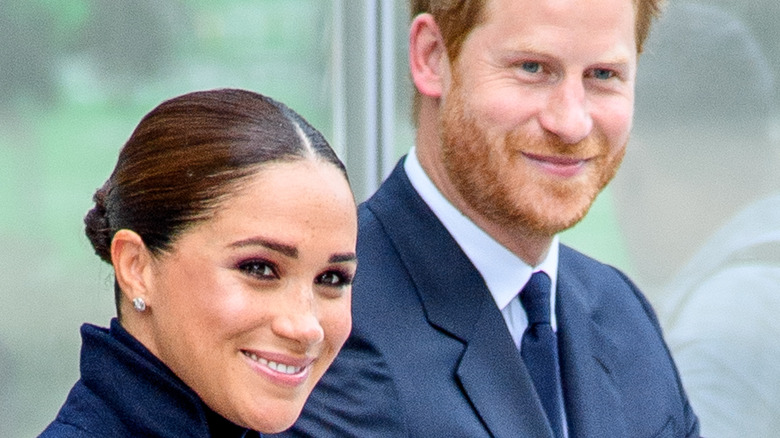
456, 304, 554, 437
366, 162, 551, 437
556, 247, 629, 438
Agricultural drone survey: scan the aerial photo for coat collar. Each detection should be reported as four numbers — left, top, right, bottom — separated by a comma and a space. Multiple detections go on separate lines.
77, 319, 258, 437
366, 161, 554, 437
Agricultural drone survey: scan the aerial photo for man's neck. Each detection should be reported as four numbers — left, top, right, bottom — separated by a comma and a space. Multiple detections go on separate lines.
414, 144, 554, 266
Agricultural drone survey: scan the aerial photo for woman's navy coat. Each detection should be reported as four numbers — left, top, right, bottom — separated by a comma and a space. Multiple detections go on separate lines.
40, 318, 260, 438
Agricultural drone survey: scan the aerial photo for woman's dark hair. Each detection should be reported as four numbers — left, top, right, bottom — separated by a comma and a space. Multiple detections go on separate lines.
84, 88, 348, 313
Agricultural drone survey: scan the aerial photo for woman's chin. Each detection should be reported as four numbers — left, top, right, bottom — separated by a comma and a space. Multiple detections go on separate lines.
241, 402, 306, 434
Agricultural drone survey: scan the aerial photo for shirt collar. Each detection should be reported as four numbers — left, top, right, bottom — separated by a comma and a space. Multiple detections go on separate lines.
404, 148, 560, 325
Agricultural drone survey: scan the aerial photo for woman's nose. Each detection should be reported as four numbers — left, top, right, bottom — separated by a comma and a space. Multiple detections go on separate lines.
271, 287, 325, 349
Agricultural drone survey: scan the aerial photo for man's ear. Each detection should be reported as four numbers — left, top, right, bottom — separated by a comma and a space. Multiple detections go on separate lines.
409, 13, 449, 98
111, 229, 154, 306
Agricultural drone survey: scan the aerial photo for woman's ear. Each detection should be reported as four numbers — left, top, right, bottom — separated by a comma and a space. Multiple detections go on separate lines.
111, 229, 153, 307
409, 13, 449, 98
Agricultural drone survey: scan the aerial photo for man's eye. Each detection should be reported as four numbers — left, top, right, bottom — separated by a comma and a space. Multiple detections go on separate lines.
520, 62, 542, 74
592, 68, 615, 80
239, 261, 277, 279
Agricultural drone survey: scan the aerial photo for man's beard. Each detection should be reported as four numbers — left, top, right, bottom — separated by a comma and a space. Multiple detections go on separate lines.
439, 81, 626, 237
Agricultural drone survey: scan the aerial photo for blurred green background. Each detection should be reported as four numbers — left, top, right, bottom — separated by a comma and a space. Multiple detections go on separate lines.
1, 2, 334, 436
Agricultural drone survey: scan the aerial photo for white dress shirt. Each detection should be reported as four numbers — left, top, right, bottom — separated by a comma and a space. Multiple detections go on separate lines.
404, 148, 560, 348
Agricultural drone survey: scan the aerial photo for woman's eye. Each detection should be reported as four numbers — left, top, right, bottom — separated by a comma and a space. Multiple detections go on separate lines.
316, 270, 352, 287
520, 62, 542, 74
239, 261, 277, 279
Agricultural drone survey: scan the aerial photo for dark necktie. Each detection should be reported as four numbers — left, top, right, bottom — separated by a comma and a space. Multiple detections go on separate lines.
520, 271, 565, 438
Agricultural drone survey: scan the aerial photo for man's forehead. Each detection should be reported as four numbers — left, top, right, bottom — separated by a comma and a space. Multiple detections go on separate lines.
472, 0, 638, 61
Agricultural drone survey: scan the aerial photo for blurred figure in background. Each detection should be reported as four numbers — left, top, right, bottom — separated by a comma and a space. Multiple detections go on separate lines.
613, 3, 780, 436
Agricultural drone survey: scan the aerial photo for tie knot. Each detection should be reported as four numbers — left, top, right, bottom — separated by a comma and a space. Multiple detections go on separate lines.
520, 271, 552, 325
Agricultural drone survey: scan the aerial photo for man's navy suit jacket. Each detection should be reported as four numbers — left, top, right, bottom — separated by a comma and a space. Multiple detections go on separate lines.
278, 161, 699, 438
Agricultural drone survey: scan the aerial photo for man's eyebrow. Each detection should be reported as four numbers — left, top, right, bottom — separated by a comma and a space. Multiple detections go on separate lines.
502, 47, 633, 66
230, 237, 298, 258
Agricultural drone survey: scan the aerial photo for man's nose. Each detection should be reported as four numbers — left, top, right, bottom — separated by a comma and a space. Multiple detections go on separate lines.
537, 78, 593, 144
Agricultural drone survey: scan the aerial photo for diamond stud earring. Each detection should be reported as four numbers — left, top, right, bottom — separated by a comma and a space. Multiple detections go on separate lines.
132, 297, 147, 312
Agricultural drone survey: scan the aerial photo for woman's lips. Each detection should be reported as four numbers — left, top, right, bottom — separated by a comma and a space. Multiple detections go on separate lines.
241, 349, 315, 386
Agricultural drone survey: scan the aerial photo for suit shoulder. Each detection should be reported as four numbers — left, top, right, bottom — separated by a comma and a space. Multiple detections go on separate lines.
39, 420, 99, 438
357, 199, 383, 234
559, 245, 639, 292
559, 245, 629, 278
355, 200, 400, 268
559, 245, 660, 322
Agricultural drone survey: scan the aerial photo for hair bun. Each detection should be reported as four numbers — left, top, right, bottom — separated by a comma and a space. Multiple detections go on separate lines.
84, 184, 113, 264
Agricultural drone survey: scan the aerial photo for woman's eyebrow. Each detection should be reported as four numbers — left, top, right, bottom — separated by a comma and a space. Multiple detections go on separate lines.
330, 253, 357, 263
230, 237, 298, 258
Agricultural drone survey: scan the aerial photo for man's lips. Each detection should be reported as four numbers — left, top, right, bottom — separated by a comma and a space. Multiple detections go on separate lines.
522, 152, 590, 177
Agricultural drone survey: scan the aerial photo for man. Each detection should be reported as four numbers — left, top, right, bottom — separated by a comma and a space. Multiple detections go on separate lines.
612, 3, 780, 437
278, 0, 699, 436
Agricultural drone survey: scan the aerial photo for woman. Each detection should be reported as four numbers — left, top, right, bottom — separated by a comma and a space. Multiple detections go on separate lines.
40, 89, 357, 437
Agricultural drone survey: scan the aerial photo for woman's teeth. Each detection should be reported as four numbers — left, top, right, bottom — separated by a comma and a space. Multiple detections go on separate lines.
243, 351, 303, 375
